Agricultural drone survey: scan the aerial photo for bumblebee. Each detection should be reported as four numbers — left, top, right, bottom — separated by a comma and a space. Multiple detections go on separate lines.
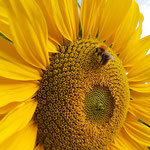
95, 46, 114, 66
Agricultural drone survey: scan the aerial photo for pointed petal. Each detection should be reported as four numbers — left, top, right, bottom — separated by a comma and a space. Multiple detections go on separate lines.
3, 0, 49, 69
47, 40, 58, 53
0, 77, 39, 108
34, 145, 44, 150
109, 127, 148, 150
130, 90, 150, 102
36, 0, 79, 44
118, 13, 143, 68
124, 113, 150, 146
113, 1, 140, 53
0, 0, 12, 40
0, 35, 42, 80
109, 135, 128, 150
123, 34, 150, 68
129, 82, 150, 94
0, 121, 37, 150
129, 100, 150, 125
127, 54, 150, 82
0, 58, 41, 81
36, 0, 63, 46
98, 0, 132, 42
107, 145, 117, 150
80, 0, 105, 38
0, 100, 37, 144
0, 102, 20, 115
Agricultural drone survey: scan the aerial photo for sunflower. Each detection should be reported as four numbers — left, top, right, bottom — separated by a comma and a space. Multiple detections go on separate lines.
0, 0, 150, 149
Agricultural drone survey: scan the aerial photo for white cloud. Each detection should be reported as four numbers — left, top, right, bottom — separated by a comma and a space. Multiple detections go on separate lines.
139, 0, 150, 54
139, 0, 150, 37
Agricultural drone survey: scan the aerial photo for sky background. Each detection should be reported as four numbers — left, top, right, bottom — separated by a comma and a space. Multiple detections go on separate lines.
137, 0, 150, 37
78, 0, 150, 37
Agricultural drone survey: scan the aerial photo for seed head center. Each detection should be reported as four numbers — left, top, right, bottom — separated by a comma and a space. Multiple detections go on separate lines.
33, 39, 130, 149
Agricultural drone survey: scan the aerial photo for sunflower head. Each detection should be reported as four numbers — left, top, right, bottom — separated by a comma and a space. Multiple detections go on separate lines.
0, 0, 150, 150
34, 39, 130, 149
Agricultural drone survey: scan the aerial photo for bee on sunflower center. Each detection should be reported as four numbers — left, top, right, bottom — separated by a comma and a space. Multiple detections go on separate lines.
95, 46, 114, 66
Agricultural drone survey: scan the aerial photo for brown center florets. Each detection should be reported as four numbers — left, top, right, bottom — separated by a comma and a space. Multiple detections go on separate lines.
33, 39, 130, 150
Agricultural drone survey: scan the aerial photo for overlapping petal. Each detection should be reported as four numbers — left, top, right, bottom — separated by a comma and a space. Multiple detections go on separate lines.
0, 0, 12, 40
129, 99, 150, 125
127, 54, 150, 82
116, 14, 143, 69
47, 40, 58, 53
80, 0, 105, 38
0, 121, 37, 150
34, 145, 44, 150
2, 0, 49, 70
80, 0, 132, 41
0, 102, 20, 115
123, 34, 150, 68
124, 113, 150, 147
112, 1, 140, 53
98, 0, 132, 42
36, 0, 79, 47
0, 36, 41, 80
0, 77, 39, 108
0, 100, 37, 144
0, 0, 149, 149
130, 82, 150, 94
109, 127, 148, 150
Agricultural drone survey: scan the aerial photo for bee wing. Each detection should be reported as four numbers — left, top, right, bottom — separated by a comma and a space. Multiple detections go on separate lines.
103, 50, 114, 61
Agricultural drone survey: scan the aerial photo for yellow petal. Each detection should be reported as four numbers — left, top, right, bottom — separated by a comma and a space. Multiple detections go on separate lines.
0, 114, 5, 121
0, 0, 12, 40
124, 34, 150, 68
80, 0, 105, 38
98, 0, 132, 42
113, 1, 140, 53
0, 77, 39, 108
0, 121, 37, 150
129, 82, 150, 93
129, 100, 150, 125
120, 13, 143, 68
48, 40, 58, 53
0, 58, 41, 81
0, 37, 42, 80
36, 0, 79, 44
130, 90, 150, 102
107, 145, 117, 150
109, 135, 128, 150
34, 145, 44, 150
124, 113, 150, 146
36, 0, 63, 46
0, 100, 37, 144
3, 0, 49, 70
107, 145, 118, 150
0, 102, 20, 115
109, 127, 148, 150
127, 55, 150, 82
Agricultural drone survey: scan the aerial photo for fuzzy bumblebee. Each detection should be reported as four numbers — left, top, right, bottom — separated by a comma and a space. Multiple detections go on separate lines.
95, 46, 114, 65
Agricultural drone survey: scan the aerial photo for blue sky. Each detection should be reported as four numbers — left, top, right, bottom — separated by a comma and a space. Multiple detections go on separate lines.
77, 0, 150, 37
78, 0, 81, 4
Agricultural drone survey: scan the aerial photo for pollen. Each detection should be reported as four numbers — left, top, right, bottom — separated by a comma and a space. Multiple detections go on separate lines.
33, 39, 130, 149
